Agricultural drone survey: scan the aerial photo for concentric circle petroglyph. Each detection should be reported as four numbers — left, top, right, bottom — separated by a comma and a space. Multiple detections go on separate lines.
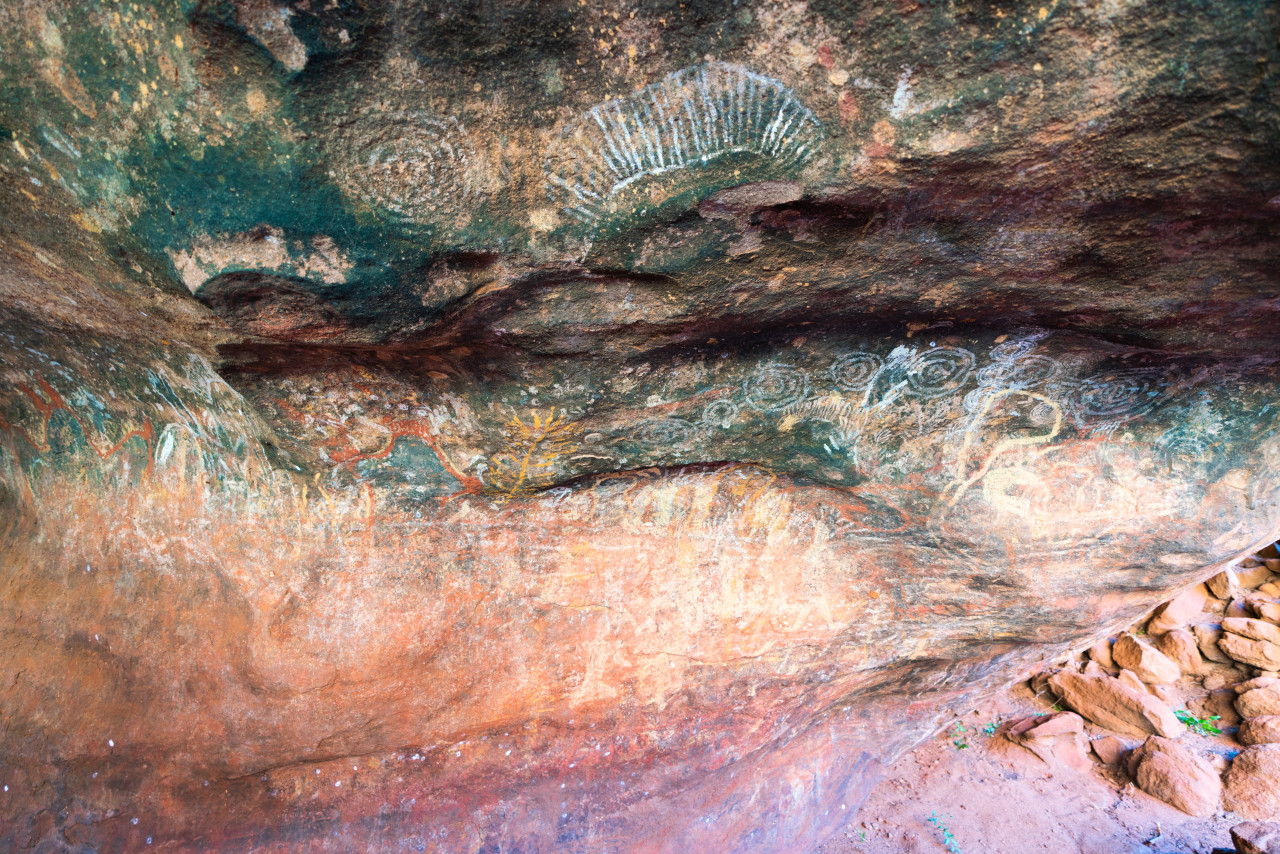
743, 364, 811, 411
975, 354, 1058, 388
636, 417, 698, 447
1156, 430, 1215, 466
1029, 400, 1059, 426
700, 399, 739, 429
904, 347, 975, 398
962, 386, 1000, 414
989, 339, 1036, 361
328, 110, 483, 224
828, 352, 883, 393
1070, 368, 1165, 421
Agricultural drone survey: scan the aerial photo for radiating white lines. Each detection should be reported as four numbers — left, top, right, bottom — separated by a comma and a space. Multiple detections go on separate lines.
545, 63, 824, 225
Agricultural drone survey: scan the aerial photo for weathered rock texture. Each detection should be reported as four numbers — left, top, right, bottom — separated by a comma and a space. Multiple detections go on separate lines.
1226, 745, 1280, 821
1130, 736, 1222, 817
0, 0, 1279, 851
1233, 821, 1280, 854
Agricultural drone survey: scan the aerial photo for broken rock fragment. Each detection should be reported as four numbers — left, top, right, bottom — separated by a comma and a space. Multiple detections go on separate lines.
1232, 821, 1280, 854
1239, 716, 1280, 746
1209, 569, 1240, 601
1089, 638, 1115, 670
1225, 617, 1280, 646
1237, 676, 1280, 694
1129, 736, 1222, 817
1049, 670, 1184, 738
1147, 584, 1210, 635
1225, 745, 1280, 821
1220, 633, 1280, 672
1197, 624, 1233, 663
1090, 734, 1130, 765
1113, 632, 1182, 684
1001, 712, 1092, 773
1157, 628, 1204, 674
1238, 684, 1280, 718
1189, 689, 1241, 727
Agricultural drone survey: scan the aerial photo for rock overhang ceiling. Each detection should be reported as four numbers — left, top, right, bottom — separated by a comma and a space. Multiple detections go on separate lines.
1, 0, 1279, 851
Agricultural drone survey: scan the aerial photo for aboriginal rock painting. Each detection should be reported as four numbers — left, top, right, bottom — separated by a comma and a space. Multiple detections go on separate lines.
484, 409, 582, 500
544, 62, 824, 228
8, 321, 1266, 556
0, 328, 293, 510
326, 108, 486, 228
212, 327, 1279, 556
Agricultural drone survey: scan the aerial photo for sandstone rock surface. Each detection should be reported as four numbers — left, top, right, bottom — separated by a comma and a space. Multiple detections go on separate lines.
1233, 821, 1280, 854
1239, 717, 1280, 746
1190, 689, 1242, 727
1049, 671, 1184, 739
1002, 712, 1091, 773
1225, 618, 1280, 647
1113, 633, 1183, 685
1091, 735, 1130, 766
1148, 585, 1210, 636
1130, 737, 1222, 817
1225, 745, 1280, 821
1222, 633, 1280, 672
0, 0, 1278, 850
1238, 677, 1280, 694
1157, 628, 1204, 674
1090, 639, 1116, 670
1209, 570, 1239, 601
1239, 685, 1280, 719
1198, 625, 1234, 663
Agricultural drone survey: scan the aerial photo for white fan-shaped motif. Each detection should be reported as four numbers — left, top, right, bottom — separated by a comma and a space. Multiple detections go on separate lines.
545, 62, 824, 225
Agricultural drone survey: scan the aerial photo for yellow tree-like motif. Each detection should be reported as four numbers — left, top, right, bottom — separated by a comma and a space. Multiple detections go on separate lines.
485, 409, 580, 499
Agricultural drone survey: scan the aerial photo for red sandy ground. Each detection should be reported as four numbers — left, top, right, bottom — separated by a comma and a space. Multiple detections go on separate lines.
816, 688, 1239, 854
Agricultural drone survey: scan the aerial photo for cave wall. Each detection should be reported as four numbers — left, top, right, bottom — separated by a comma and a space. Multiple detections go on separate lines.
1, 0, 1280, 851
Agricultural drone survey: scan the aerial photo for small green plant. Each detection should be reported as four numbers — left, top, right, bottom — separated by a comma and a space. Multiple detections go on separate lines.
928, 811, 962, 854
982, 720, 999, 736
950, 721, 969, 749
1175, 709, 1223, 736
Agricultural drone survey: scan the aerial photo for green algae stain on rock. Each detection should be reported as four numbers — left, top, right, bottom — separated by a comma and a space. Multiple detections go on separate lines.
121, 130, 441, 301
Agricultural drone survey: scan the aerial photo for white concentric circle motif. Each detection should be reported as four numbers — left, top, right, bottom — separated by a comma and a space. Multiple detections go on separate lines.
828, 352, 883, 393
1072, 368, 1164, 420
743, 364, 811, 411
989, 339, 1035, 361
636, 417, 698, 447
904, 347, 975, 398
975, 354, 1058, 388
329, 111, 481, 223
701, 399, 739, 429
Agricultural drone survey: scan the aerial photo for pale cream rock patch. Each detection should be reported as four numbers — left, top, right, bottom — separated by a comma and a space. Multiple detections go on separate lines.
169, 229, 352, 293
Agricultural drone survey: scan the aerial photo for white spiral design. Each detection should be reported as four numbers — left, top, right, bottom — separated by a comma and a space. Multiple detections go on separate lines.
328, 110, 482, 224
904, 347, 975, 399
1070, 368, 1165, 421
828, 352, 883, 393
743, 363, 811, 412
